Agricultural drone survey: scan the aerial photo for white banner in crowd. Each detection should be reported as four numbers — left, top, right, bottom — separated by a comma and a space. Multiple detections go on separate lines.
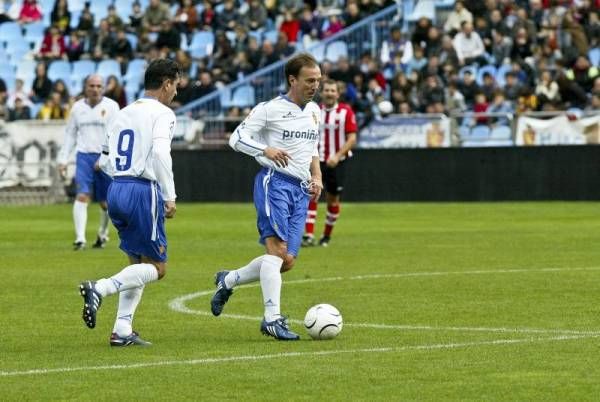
515, 114, 600, 146
358, 115, 451, 148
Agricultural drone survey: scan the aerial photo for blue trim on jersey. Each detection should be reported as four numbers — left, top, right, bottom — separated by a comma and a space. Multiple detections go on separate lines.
280, 94, 307, 111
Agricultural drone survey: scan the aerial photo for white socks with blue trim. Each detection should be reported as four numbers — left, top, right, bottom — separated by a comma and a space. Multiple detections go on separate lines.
95, 263, 159, 297
260, 255, 283, 322
224, 255, 264, 288
113, 286, 144, 337
73, 200, 87, 243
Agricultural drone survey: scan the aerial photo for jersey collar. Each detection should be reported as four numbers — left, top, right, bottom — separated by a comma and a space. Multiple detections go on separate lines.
280, 94, 308, 111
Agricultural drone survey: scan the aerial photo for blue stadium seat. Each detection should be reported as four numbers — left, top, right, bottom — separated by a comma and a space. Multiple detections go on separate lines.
90, 1, 110, 27
262, 29, 278, 44
325, 41, 348, 63
7, 44, 31, 66
0, 68, 17, 92
16, 59, 37, 81
589, 48, 600, 67
70, 10, 82, 29
490, 125, 511, 140
48, 60, 72, 83
71, 60, 96, 92
97, 59, 122, 82
458, 125, 471, 139
189, 31, 215, 58
435, 0, 455, 8
459, 65, 477, 81
124, 81, 139, 104
124, 58, 146, 86
68, 0, 87, 13
38, 0, 54, 13
495, 63, 512, 87
0, 22, 24, 46
115, 0, 133, 21
219, 87, 232, 109
126, 33, 138, 50
248, 30, 262, 45
407, 0, 436, 22
476, 64, 497, 86
470, 125, 491, 139
231, 85, 255, 108
309, 43, 326, 63
24, 22, 46, 48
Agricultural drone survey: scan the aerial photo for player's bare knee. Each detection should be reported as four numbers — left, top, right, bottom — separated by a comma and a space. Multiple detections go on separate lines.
76, 194, 90, 203
281, 254, 295, 272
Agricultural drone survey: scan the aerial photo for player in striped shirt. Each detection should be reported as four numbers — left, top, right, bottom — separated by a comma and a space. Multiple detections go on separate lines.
303, 79, 357, 247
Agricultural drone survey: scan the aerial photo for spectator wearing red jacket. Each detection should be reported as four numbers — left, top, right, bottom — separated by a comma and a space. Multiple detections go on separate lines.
19, 0, 43, 24
40, 25, 66, 60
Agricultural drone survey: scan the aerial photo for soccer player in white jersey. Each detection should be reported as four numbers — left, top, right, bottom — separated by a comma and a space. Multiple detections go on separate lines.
78, 59, 180, 346
210, 53, 323, 340
57, 75, 120, 250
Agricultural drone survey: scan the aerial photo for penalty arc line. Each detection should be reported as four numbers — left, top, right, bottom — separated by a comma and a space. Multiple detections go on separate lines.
1, 334, 598, 378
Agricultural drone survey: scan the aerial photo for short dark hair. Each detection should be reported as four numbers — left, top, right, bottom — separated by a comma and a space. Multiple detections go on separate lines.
144, 59, 181, 90
284, 52, 318, 88
322, 78, 339, 89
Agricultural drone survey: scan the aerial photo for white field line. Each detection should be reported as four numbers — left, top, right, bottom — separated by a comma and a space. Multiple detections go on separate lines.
1, 334, 598, 378
169, 267, 600, 336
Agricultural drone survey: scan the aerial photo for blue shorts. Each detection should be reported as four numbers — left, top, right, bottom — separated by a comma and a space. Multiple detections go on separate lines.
75, 152, 112, 202
107, 177, 167, 262
254, 168, 310, 257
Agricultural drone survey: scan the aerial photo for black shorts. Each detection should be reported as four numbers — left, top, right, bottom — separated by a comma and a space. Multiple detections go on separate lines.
320, 160, 347, 196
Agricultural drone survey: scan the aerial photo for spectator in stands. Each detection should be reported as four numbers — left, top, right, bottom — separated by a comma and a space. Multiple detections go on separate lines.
421, 55, 443, 82
274, 31, 295, 59
30, 62, 53, 103
212, 31, 235, 70
342, 1, 363, 27
444, 1, 473, 35
143, 0, 171, 33
106, 5, 125, 33
510, 28, 534, 66
445, 82, 467, 114
104, 75, 127, 108
245, 35, 261, 69
503, 72, 522, 102
155, 19, 181, 55
171, 73, 196, 108
480, 72, 497, 102
8, 97, 31, 121
420, 74, 445, 113
66, 31, 85, 61
277, 0, 304, 16
76, 5, 94, 34
174, 0, 198, 35
458, 69, 479, 108
563, 9, 589, 58
0, 0, 13, 23
556, 70, 589, 109
587, 92, 600, 112
91, 19, 116, 61
438, 35, 460, 68
50, 0, 70, 34
18, 0, 42, 24
244, 0, 268, 32
317, 0, 344, 16
390, 71, 414, 106
380, 25, 412, 72
52, 79, 70, 105
279, 10, 300, 43
174, 49, 192, 76
111, 29, 134, 67
215, 0, 239, 32
452, 21, 486, 66
517, 87, 538, 114
491, 31, 512, 66
258, 40, 280, 69
329, 56, 359, 83
405, 46, 427, 75
39, 25, 67, 60
487, 9, 508, 36
128, 1, 144, 33
424, 26, 443, 58
412, 17, 432, 49
566, 56, 599, 93
398, 100, 412, 115
228, 50, 255, 80
299, 6, 321, 49
6, 79, 32, 109
199, 0, 216, 30
487, 90, 513, 127
511, 7, 537, 44
586, 11, 599, 48
321, 10, 344, 39
535, 70, 560, 109
135, 31, 154, 57
37, 91, 66, 120
194, 71, 216, 99
473, 92, 488, 124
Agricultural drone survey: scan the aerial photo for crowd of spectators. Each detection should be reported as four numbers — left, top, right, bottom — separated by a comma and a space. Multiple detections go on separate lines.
0, 0, 599, 129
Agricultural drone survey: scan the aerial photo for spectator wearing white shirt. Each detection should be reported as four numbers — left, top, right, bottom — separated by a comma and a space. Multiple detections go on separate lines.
452, 21, 486, 66
443, 1, 473, 35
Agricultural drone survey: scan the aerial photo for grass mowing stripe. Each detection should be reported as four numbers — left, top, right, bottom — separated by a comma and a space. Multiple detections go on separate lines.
2, 334, 597, 378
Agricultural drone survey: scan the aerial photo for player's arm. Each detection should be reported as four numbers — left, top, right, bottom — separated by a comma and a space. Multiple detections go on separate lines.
229, 103, 290, 167
153, 113, 177, 218
310, 144, 323, 201
57, 109, 77, 178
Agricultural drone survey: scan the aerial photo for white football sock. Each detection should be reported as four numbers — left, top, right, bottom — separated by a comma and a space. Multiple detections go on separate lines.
98, 209, 110, 239
95, 263, 159, 297
224, 255, 264, 288
113, 286, 144, 337
260, 254, 283, 322
73, 200, 88, 243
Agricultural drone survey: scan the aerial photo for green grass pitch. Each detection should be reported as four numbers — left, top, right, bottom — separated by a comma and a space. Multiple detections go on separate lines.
2, 202, 600, 401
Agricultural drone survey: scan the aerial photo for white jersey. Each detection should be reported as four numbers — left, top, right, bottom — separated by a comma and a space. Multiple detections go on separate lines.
229, 95, 320, 181
103, 97, 177, 201
57, 97, 120, 165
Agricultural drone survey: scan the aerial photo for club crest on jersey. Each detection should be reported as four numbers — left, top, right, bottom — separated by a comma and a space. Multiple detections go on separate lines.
312, 112, 319, 125
101, 109, 106, 117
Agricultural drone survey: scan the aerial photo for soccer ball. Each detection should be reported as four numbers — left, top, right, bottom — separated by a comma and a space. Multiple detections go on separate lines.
304, 304, 343, 340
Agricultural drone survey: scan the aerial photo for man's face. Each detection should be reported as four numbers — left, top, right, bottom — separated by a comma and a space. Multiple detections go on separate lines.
165, 76, 181, 103
321, 83, 339, 107
85, 76, 103, 103
290, 65, 322, 104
